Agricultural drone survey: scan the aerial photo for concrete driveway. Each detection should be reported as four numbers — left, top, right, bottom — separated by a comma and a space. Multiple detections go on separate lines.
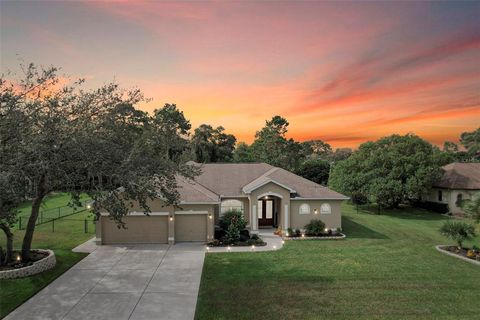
5, 243, 205, 320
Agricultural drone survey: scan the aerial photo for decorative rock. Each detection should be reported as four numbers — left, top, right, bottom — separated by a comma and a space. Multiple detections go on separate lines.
0, 250, 56, 279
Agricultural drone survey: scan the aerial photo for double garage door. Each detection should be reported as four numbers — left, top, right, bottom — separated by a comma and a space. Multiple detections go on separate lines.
101, 214, 207, 244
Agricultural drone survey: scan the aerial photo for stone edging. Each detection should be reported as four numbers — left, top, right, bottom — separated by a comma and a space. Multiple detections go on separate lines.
435, 245, 480, 266
0, 250, 56, 279
284, 233, 346, 240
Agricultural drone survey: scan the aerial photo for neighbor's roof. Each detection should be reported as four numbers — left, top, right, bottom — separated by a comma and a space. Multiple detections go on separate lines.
187, 162, 348, 200
433, 162, 480, 190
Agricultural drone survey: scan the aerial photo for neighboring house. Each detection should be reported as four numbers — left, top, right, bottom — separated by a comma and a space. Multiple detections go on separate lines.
96, 162, 348, 244
427, 162, 480, 214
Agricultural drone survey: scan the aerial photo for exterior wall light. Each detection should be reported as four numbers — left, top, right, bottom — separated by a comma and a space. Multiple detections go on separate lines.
169, 216, 174, 221
314, 208, 318, 214
208, 213, 212, 219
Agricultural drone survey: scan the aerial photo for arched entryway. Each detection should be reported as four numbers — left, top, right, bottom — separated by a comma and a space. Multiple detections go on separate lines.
257, 193, 282, 228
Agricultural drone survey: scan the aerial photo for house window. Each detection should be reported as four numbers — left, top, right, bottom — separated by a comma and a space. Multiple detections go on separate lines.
221, 199, 244, 215
456, 193, 463, 207
438, 190, 443, 202
320, 203, 331, 214
299, 203, 310, 214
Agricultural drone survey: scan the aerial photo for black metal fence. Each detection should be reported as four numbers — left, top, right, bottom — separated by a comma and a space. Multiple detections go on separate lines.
18, 216, 96, 234
17, 199, 91, 230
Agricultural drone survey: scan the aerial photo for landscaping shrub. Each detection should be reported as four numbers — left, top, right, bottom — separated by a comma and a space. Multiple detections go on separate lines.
239, 230, 250, 242
295, 229, 301, 237
218, 210, 247, 244
413, 201, 449, 214
250, 233, 259, 240
286, 228, 294, 236
351, 191, 368, 205
304, 219, 326, 236
439, 220, 476, 248
218, 210, 247, 231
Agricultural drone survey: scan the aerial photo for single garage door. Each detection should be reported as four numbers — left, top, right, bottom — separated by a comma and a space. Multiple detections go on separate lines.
102, 216, 168, 244
175, 214, 207, 242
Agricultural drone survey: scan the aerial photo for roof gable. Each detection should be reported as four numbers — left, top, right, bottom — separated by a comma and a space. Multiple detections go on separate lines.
187, 162, 348, 200
434, 163, 480, 190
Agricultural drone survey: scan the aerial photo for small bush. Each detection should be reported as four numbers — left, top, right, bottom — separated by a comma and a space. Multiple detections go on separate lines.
413, 201, 449, 214
351, 192, 368, 205
218, 210, 247, 231
295, 229, 301, 237
251, 233, 259, 240
304, 219, 326, 236
219, 210, 248, 244
286, 228, 294, 237
439, 220, 476, 248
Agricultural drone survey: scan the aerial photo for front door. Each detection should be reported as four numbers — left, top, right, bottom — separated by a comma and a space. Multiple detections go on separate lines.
258, 199, 274, 227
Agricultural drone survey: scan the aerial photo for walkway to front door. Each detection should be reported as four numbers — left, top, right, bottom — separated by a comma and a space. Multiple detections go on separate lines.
5, 243, 205, 320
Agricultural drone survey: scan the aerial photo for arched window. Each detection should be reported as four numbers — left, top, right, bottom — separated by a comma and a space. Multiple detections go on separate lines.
456, 193, 463, 207
320, 203, 331, 214
221, 199, 244, 215
299, 203, 310, 215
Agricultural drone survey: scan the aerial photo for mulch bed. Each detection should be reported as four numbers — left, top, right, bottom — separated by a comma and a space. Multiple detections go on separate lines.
438, 246, 480, 262
207, 240, 267, 247
0, 250, 49, 271
284, 233, 346, 240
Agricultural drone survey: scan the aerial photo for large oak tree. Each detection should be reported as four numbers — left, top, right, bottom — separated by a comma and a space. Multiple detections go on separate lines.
1, 64, 197, 261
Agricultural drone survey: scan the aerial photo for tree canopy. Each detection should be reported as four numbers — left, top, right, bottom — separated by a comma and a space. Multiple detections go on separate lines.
329, 134, 450, 208
191, 124, 236, 163
460, 127, 480, 161
0, 63, 197, 261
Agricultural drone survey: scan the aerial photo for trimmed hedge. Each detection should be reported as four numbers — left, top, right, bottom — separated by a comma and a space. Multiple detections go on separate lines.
413, 201, 449, 214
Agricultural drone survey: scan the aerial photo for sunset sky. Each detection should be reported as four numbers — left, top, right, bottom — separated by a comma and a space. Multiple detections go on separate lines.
1, 1, 479, 148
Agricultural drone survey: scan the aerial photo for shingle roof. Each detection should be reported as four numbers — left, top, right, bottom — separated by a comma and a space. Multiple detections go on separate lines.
176, 177, 220, 203
186, 162, 348, 201
191, 163, 275, 197
433, 163, 480, 190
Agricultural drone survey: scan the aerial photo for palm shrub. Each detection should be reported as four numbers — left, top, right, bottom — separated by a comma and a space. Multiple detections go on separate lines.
439, 220, 476, 249
305, 219, 326, 236
219, 210, 247, 244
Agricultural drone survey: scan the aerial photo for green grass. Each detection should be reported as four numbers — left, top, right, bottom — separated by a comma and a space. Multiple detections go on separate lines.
0, 194, 95, 318
196, 204, 480, 320
16, 192, 91, 226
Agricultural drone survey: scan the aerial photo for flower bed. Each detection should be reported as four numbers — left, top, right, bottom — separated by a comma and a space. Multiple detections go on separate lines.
436, 245, 480, 266
284, 233, 346, 240
208, 235, 266, 247
0, 249, 56, 279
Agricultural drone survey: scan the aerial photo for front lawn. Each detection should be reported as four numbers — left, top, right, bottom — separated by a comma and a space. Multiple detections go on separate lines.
0, 194, 95, 318
196, 203, 480, 320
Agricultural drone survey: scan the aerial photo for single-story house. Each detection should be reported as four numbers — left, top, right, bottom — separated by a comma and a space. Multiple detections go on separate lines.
426, 162, 480, 214
96, 162, 348, 244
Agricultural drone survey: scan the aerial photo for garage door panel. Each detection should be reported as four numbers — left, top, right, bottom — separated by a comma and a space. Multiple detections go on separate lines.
175, 214, 207, 242
102, 216, 168, 244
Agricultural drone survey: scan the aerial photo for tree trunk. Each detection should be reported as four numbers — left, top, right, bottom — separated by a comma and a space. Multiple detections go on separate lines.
0, 223, 13, 265
22, 174, 47, 261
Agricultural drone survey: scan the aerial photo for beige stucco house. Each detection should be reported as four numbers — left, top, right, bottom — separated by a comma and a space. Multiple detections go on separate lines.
97, 163, 348, 245
426, 162, 480, 214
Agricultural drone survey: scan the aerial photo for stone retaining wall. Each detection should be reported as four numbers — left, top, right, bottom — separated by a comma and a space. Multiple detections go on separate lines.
0, 250, 56, 279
